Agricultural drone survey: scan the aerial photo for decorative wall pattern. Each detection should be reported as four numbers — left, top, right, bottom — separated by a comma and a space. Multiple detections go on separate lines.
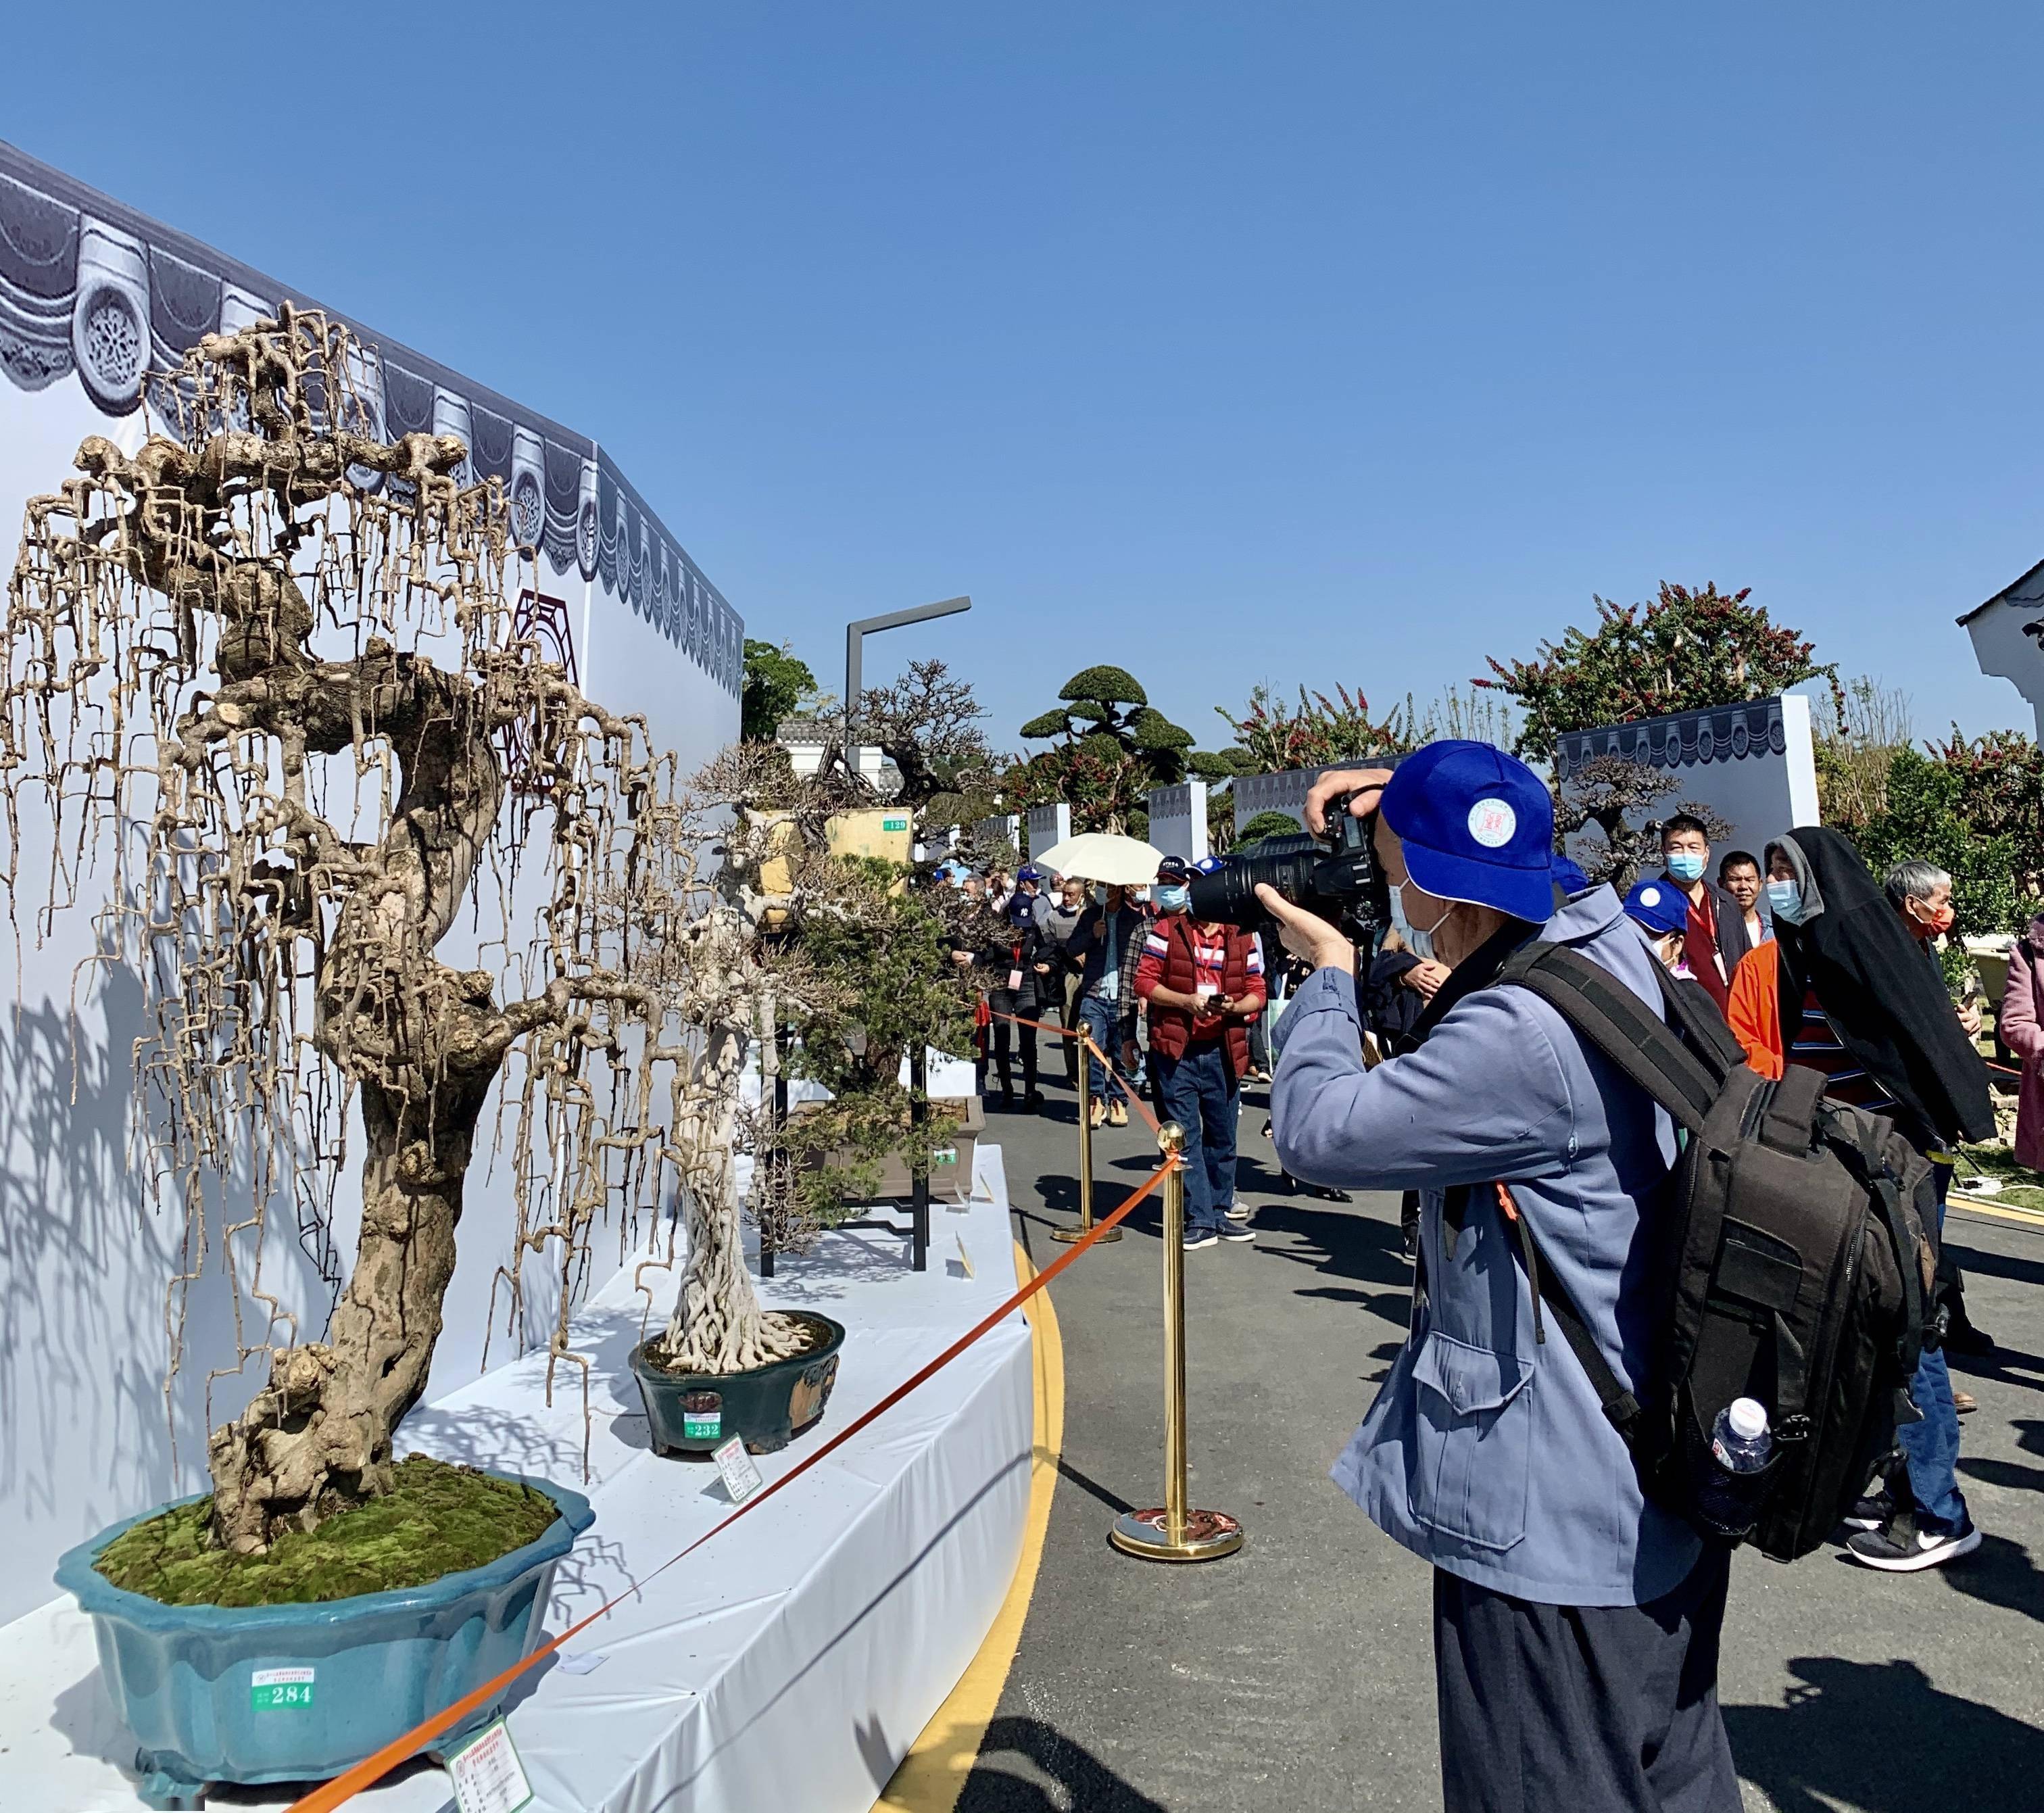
1554, 698, 1788, 781
0, 141, 740, 694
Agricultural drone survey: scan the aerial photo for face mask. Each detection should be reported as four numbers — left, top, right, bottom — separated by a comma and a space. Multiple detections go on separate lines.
1390, 881, 1454, 963
1765, 879, 1805, 925
1665, 851, 1706, 882
1154, 884, 1189, 914
1912, 900, 1955, 938
1092, 884, 1109, 905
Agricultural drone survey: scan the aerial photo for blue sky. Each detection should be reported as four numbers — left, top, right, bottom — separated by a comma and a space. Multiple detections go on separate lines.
10, 7, 2042, 753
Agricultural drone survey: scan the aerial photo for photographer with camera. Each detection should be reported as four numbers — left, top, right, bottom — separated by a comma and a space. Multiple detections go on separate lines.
1256, 742, 1737, 1813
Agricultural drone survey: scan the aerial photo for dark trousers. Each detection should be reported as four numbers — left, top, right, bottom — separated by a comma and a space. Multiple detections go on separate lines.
1154, 1041, 1239, 1234
987, 990, 1038, 1098
1434, 1550, 1739, 1813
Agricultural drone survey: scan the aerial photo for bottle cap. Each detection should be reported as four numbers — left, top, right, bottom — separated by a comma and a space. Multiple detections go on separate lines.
1728, 1397, 1768, 1441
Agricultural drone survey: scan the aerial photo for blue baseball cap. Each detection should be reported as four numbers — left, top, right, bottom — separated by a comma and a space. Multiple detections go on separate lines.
1380, 740, 1556, 923
1193, 855, 1225, 875
1016, 863, 1042, 884
1551, 855, 1590, 898
1622, 877, 1690, 937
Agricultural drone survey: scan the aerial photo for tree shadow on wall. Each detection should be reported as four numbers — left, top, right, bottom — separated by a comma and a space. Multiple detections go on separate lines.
0, 956, 336, 1570
955, 1715, 1169, 1813
1725, 1655, 2044, 1813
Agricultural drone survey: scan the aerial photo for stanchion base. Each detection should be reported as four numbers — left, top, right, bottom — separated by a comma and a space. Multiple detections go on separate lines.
1109, 1507, 1244, 1562
1048, 1223, 1121, 1244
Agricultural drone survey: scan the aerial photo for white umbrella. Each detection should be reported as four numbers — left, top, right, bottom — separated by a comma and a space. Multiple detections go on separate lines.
1031, 831, 1165, 886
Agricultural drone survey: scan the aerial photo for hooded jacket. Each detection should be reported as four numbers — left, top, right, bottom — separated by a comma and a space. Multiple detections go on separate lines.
1767, 828, 1993, 1148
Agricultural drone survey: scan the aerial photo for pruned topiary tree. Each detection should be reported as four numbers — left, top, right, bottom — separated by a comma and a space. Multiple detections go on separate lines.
0, 308, 774, 1554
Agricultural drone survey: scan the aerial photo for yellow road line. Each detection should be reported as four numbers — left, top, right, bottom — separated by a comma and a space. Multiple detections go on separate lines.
873, 1242, 1063, 1812
1951, 1193, 2044, 1231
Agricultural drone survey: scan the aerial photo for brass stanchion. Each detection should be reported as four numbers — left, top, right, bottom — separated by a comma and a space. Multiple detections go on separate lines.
1050, 1031, 1120, 1244
1109, 1121, 1244, 1562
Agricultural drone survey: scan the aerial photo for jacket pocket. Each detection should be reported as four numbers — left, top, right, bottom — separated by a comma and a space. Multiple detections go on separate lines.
1408, 1330, 1535, 1552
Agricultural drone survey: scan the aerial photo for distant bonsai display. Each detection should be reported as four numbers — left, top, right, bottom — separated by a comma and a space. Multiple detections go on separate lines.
0, 310, 739, 1561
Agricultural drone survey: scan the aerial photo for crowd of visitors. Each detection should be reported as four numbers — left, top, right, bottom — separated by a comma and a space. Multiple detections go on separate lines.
933, 773, 2037, 1810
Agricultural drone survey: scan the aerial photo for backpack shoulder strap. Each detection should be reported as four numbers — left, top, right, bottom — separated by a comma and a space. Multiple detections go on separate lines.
1499, 942, 1726, 1136
1492, 1183, 1642, 1442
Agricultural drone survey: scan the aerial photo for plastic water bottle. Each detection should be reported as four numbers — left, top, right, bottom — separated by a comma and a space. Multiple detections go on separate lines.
1696, 1397, 1774, 1537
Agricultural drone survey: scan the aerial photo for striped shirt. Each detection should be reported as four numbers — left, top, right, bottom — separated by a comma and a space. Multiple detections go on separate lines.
1786, 987, 1897, 1113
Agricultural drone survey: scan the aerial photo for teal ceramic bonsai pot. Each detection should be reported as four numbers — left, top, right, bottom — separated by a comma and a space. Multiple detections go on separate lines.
55, 1470, 593, 1810
630, 1311, 846, 1455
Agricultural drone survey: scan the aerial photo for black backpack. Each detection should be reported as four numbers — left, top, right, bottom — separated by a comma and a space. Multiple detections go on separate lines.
1490, 942, 1941, 1562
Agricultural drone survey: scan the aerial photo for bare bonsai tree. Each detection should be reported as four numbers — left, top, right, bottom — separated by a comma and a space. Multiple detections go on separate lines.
0, 308, 769, 1553
1554, 754, 1730, 891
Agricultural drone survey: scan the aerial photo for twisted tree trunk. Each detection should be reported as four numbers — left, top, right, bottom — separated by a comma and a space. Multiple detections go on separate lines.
659, 1027, 802, 1374
208, 1074, 491, 1551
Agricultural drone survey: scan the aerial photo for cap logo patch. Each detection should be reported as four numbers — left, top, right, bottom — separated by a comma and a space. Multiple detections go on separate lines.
1467, 798, 1516, 848
1639, 885, 1662, 906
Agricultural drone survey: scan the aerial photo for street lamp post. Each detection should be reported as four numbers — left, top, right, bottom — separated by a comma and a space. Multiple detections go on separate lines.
844, 596, 971, 779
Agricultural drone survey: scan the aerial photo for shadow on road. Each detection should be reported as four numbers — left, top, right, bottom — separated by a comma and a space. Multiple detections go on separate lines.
957, 1714, 1169, 1812
1726, 1655, 2044, 1813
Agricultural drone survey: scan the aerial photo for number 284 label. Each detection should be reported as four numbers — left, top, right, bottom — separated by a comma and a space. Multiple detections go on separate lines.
251, 1667, 315, 1710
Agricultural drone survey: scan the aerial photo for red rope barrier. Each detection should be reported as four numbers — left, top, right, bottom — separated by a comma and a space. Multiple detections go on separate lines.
283, 1155, 1175, 1812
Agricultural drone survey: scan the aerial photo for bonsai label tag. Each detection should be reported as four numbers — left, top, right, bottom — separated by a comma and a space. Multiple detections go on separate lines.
445, 1716, 533, 1813
712, 1432, 764, 1504
882, 814, 910, 832
681, 1388, 722, 1441
249, 1667, 314, 1710
931, 1146, 958, 1166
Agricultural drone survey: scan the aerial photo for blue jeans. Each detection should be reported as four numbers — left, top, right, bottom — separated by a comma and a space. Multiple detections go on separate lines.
1899, 1163, 1968, 1534
1154, 1042, 1239, 1234
1078, 994, 1127, 1105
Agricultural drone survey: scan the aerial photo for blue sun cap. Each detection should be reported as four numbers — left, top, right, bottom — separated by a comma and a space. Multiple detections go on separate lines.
1379, 740, 1556, 923
1551, 855, 1590, 898
1622, 877, 1690, 937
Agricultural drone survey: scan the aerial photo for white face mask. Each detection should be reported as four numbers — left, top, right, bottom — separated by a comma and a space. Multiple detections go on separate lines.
1390, 881, 1454, 963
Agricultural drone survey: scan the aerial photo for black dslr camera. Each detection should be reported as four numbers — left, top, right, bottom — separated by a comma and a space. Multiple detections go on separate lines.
1187, 791, 1391, 950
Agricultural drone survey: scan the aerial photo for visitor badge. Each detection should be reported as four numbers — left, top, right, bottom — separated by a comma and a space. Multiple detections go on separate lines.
1007, 968, 1023, 991
1196, 982, 1217, 1001
1098, 971, 1119, 1002
250, 1667, 314, 1711
445, 1716, 534, 1813
712, 1433, 764, 1505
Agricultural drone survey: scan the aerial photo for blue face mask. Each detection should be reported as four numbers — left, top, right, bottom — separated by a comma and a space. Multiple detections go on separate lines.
1665, 850, 1707, 882
1154, 884, 1189, 914
1765, 879, 1805, 925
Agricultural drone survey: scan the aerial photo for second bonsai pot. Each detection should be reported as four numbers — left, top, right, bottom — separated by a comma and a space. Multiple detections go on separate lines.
629, 1313, 846, 1456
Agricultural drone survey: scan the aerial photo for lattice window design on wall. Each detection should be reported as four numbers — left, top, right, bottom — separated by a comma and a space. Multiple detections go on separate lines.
500, 589, 580, 791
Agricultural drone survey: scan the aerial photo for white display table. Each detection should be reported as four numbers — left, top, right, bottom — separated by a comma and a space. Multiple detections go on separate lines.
0, 1146, 1029, 1812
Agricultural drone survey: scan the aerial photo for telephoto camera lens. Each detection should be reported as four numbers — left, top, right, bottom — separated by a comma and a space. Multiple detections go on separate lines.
1185, 792, 1389, 943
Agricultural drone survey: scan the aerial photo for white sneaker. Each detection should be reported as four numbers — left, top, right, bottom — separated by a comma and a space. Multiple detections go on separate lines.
1846, 1518, 1982, 1572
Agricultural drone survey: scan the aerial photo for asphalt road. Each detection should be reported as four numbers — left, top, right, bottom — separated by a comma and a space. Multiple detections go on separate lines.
958, 1063, 2044, 1813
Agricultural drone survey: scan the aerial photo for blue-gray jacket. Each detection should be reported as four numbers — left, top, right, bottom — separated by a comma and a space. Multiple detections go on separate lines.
1270, 885, 1701, 1607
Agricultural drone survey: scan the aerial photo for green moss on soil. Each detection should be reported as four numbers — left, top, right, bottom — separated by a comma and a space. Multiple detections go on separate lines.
95, 1455, 562, 1608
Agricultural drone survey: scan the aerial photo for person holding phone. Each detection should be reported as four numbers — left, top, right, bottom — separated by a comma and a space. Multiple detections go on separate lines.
1135, 856, 1266, 1249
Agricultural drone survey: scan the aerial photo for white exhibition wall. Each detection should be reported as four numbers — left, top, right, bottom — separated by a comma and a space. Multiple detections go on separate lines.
0, 143, 740, 1624
1962, 562, 2044, 742
1555, 694, 1821, 874
1146, 781, 1209, 863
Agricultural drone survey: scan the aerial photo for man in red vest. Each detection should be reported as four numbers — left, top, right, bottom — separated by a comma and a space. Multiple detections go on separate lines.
1136, 855, 1267, 1249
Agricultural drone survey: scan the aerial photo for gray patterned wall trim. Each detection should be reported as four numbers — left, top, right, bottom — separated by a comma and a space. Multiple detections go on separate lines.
0, 139, 741, 696
1552, 698, 1789, 782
